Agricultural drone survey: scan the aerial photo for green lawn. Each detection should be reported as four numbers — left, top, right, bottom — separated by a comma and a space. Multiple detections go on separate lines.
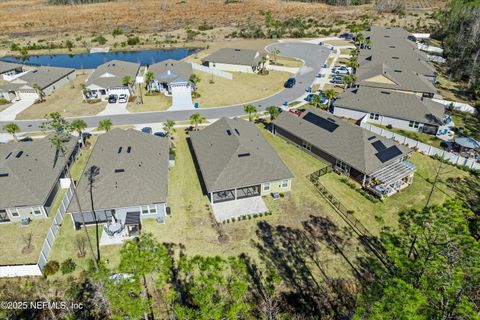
319, 152, 469, 233
368, 122, 444, 148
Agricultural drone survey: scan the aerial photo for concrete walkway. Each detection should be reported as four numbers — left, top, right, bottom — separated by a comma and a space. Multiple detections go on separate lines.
0, 99, 35, 121
212, 197, 268, 222
97, 102, 129, 116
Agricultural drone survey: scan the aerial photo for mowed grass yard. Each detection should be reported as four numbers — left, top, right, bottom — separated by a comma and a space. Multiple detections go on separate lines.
127, 88, 172, 113
48, 127, 367, 279
16, 73, 106, 120
194, 70, 291, 108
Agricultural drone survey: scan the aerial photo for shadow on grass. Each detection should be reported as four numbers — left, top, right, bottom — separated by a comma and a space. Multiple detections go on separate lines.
251, 215, 363, 318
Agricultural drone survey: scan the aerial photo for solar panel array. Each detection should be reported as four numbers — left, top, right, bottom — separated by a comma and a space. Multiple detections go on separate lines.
372, 140, 387, 152
303, 112, 339, 133
376, 146, 403, 163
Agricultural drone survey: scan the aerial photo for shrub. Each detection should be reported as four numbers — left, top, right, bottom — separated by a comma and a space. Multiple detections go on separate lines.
231, 218, 236, 222
127, 36, 140, 46
92, 35, 107, 45
60, 258, 76, 274
0, 98, 9, 105
112, 27, 123, 37
43, 260, 60, 276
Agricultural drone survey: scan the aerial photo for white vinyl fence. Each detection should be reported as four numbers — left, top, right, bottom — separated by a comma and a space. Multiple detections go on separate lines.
361, 122, 480, 170
0, 184, 74, 278
191, 63, 233, 80
432, 98, 477, 114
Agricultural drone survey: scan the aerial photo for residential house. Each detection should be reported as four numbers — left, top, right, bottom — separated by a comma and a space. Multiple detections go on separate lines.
0, 61, 23, 79
201, 48, 268, 73
67, 129, 169, 235
84, 60, 140, 100
0, 135, 78, 223
333, 87, 445, 134
147, 59, 193, 95
273, 108, 415, 197
0, 66, 76, 102
189, 117, 293, 204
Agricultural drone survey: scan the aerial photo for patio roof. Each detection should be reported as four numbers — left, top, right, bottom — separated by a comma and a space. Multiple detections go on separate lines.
370, 160, 416, 186
125, 211, 140, 225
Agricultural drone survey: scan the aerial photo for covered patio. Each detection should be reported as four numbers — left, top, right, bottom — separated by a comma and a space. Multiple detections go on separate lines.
99, 211, 141, 246
210, 185, 261, 204
367, 161, 416, 197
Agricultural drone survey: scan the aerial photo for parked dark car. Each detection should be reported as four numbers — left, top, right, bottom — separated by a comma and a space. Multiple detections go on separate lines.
284, 78, 296, 88
141, 127, 153, 134
19, 136, 33, 142
108, 94, 118, 103
331, 76, 343, 84
339, 33, 354, 40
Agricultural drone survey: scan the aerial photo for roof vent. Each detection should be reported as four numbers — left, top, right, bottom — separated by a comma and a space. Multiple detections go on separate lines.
392, 57, 399, 59
380, 91, 391, 94
5, 152, 12, 160
16, 151, 23, 158
127, 146, 132, 153
234, 129, 240, 136
115, 169, 125, 173
234, 49, 241, 51
393, 70, 402, 73
368, 136, 376, 141
118, 147, 123, 154
238, 153, 250, 157
226, 130, 232, 136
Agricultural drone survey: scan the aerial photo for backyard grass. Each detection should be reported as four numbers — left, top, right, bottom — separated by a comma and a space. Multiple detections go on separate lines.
16, 74, 106, 120
324, 40, 354, 47
319, 152, 469, 233
451, 110, 480, 141
194, 70, 291, 108
340, 48, 353, 55
272, 56, 304, 68
436, 73, 473, 104
127, 92, 172, 113
368, 122, 444, 148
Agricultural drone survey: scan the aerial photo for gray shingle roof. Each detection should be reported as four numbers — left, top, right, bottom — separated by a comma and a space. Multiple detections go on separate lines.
0, 61, 22, 74
202, 48, 264, 66
86, 60, 140, 89
356, 63, 436, 94
0, 135, 77, 209
148, 59, 193, 84
1, 66, 75, 91
189, 118, 293, 193
273, 108, 411, 175
335, 87, 445, 124
67, 129, 169, 213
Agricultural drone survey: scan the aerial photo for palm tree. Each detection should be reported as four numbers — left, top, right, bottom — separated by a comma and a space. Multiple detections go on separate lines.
347, 56, 359, 70
356, 33, 365, 49
98, 118, 113, 132
271, 48, 280, 63
122, 75, 133, 88
342, 75, 354, 89
80, 83, 89, 101
244, 104, 257, 122
324, 88, 338, 109
310, 94, 325, 109
71, 119, 87, 146
32, 83, 45, 102
162, 119, 176, 138
364, 38, 372, 49
3, 123, 20, 142
189, 73, 201, 92
259, 56, 268, 74
144, 71, 154, 92
40, 112, 98, 272
265, 106, 280, 122
189, 113, 205, 131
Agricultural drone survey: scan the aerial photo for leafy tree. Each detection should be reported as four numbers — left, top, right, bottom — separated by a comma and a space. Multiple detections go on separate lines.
355, 200, 480, 320
244, 104, 257, 122
32, 83, 45, 102
65, 40, 74, 51
144, 71, 154, 91
98, 118, 112, 132
324, 88, 337, 109
163, 119, 176, 138
190, 113, 206, 131
174, 256, 251, 319
265, 106, 280, 121
2, 123, 20, 142
40, 113, 98, 271
122, 75, 133, 87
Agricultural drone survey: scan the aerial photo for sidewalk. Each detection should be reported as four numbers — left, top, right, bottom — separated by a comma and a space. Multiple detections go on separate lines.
0, 99, 36, 121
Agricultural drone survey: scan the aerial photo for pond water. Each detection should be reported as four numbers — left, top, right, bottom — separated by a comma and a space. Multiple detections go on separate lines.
0, 48, 199, 69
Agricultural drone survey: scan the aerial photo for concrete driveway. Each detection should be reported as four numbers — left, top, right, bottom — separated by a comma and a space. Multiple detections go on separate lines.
97, 101, 129, 116
1, 42, 330, 132
0, 99, 35, 121
212, 197, 268, 223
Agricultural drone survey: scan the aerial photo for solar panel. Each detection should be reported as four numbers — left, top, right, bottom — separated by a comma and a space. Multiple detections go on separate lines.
303, 112, 339, 133
376, 146, 403, 163
372, 140, 387, 152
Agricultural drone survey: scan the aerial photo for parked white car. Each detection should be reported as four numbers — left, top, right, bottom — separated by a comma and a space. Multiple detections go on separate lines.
333, 65, 352, 75
118, 94, 128, 103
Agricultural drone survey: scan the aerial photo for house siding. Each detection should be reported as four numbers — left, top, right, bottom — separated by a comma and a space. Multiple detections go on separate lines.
206, 62, 256, 73
260, 178, 292, 195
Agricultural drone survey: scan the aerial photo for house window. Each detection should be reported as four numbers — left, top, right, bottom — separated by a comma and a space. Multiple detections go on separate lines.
31, 207, 42, 215
263, 183, 270, 192
369, 113, 374, 119
374, 114, 379, 120
370, 113, 379, 120
141, 206, 149, 215
302, 141, 311, 151
281, 180, 289, 188
149, 206, 157, 214
141, 205, 157, 215
409, 121, 420, 128
335, 159, 350, 175
8, 209, 19, 218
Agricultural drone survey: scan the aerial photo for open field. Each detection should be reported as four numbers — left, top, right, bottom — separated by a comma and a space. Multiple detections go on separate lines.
16, 73, 106, 120
194, 70, 291, 108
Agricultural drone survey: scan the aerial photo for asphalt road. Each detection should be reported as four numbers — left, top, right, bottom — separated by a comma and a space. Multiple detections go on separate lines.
0, 42, 330, 133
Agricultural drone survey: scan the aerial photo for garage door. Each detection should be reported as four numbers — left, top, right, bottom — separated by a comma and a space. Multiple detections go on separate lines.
171, 86, 193, 111
18, 90, 39, 100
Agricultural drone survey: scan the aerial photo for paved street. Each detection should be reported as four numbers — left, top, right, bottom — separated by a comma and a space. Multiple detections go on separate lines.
0, 42, 330, 133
